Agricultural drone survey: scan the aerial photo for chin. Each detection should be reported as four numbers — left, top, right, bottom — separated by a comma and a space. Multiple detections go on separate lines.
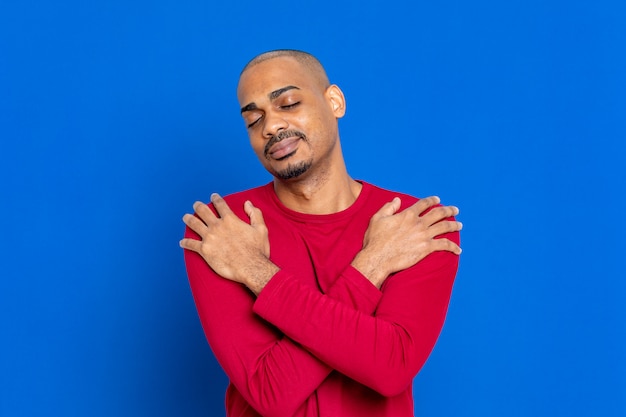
273, 160, 313, 180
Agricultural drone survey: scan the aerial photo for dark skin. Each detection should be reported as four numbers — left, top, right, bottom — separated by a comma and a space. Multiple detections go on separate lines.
180, 55, 462, 294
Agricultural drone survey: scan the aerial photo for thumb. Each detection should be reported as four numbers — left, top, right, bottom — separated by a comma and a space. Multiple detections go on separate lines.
374, 197, 401, 219
244, 200, 266, 228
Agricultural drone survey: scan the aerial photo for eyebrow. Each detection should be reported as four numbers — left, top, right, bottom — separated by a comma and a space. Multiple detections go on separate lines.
240, 85, 300, 114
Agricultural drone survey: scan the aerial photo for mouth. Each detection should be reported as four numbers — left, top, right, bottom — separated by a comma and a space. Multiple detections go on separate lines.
268, 137, 301, 160
265, 130, 306, 161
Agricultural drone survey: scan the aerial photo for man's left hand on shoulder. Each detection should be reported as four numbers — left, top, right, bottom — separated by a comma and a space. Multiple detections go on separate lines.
180, 193, 279, 294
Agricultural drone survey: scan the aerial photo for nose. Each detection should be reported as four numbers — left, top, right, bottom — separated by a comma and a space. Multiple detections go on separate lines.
262, 112, 289, 139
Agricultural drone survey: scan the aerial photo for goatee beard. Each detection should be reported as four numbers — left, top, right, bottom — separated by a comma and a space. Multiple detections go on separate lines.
274, 159, 313, 180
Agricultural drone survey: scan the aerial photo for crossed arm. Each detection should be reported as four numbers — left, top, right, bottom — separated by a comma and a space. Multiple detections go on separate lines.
181, 194, 461, 292
181, 194, 462, 416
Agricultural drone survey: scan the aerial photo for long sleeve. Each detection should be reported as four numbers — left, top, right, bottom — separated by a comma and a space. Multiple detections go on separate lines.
185, 248, 328, 417
252, 236, 460, 397
184, 230, 384, 416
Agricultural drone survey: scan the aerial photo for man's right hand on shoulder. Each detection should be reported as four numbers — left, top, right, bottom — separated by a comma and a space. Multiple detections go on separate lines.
350, 196, 462, 289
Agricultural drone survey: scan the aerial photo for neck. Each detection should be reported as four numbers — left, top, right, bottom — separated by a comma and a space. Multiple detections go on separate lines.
273, 158, 362, 215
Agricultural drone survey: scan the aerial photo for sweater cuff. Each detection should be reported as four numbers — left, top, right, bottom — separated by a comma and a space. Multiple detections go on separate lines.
253, 266, 383, 321
327, 265, 383, 313
253, 269, 291, 317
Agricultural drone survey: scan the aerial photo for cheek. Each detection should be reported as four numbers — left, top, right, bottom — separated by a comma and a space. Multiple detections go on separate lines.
309, 114, 335, 141
292, 114, 320, 138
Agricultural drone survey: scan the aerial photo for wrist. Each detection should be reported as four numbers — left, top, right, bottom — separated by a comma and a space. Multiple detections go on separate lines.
351, 250, 388, 289
244, 256, 280, 296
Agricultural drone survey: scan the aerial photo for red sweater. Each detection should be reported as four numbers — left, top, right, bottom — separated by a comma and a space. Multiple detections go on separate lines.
184, 182, 460, 417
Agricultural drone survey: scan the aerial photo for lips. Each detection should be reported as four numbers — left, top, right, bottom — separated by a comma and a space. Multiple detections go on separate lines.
268, 136, 301, 160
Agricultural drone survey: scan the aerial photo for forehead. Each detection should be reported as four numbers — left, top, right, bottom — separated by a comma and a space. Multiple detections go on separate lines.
237, 57, 319, 104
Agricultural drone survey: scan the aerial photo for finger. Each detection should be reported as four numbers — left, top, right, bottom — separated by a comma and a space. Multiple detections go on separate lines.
182, 213, 209, 235
193, 201, 217, 223
245, 200, 270, 257
179, 237, 203, 253
244, 200, 267, 229
372, 197, 401, 219
430, 238, 462, 255
427, 220, 463, 237
421, 205, 459, 226
407, 196, 441, 217
210, 193, 234, 218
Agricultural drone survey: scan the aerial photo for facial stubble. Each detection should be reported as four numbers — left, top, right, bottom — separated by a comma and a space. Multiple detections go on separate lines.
264, 129, 313, 180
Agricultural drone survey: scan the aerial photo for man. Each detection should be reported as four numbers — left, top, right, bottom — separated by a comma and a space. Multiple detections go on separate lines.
180, 50, 462, 417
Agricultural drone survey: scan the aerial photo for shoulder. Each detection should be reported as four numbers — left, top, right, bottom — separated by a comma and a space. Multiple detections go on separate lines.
222, 182, 271, 204
210, 183, 274, 219
361, 181, 419, 210
183, 183, 273, 240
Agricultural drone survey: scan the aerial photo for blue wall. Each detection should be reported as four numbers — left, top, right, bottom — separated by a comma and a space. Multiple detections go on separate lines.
1, 1, 624, 416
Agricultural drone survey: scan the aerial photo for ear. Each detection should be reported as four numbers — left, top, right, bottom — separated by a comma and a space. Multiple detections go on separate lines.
325, 84, 346, 118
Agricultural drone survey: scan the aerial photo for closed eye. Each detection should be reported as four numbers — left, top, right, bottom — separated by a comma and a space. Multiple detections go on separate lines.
247, 116, 262, 128
281, 102, 300, 110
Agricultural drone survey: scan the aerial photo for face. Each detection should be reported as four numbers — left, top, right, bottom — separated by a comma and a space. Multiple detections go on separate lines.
237, 56, 345, 181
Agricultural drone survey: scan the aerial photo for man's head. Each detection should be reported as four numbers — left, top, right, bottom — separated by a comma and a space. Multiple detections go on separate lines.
240, 50, 330, 91
237, 50, 346, 181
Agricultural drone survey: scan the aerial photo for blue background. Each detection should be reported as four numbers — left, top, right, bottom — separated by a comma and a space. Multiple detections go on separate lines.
1, 1, 624, 416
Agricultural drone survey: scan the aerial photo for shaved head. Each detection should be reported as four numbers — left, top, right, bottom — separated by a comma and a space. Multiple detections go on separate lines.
240, 49, 330, 90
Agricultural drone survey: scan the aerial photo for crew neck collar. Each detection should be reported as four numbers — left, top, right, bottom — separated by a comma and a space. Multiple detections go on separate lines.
263, 181, 370, 224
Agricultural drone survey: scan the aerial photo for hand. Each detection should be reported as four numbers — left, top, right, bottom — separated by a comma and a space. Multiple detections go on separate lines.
180, 194, 279, 293
351, 196, 462, 288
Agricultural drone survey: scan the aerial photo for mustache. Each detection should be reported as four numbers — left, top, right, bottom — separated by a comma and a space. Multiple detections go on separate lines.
264, 130, 307, 157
